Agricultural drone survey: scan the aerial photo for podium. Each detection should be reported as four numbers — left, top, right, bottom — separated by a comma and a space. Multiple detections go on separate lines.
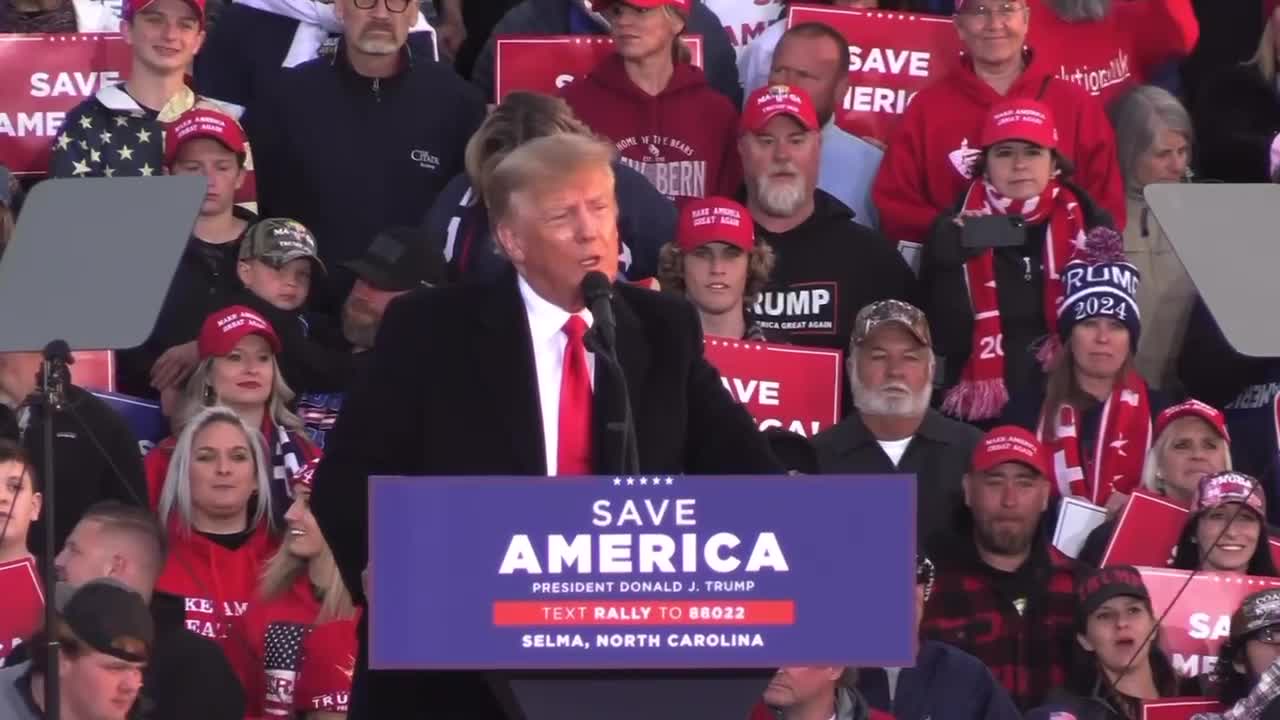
367, 474, 917, 720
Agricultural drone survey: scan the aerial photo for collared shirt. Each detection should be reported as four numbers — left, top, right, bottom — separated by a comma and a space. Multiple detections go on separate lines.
518, 275, 596, 476
819, 120, 884, 230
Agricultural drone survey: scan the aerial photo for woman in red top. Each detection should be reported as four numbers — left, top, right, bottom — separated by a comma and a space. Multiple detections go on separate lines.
155, 404, 279, 657
145, 305, 320, 524
230, 457, 358, 719
561, 0, 741, 206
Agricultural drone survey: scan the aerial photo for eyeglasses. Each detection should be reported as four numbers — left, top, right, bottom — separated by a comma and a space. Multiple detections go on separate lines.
958, 2, 1026, 20
351, 0, 411, 13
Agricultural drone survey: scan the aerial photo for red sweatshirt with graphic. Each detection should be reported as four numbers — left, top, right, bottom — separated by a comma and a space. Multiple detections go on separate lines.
562, 54, 742, 206
155, 521, 278, 660
226, 577, 359, 719
872, 50, 1125, 245
1025, 0, 1199, 106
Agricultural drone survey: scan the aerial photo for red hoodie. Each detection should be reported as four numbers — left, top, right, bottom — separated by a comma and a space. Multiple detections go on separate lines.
872, 50, 1125, 245
1025, 0, 1199, 106
227, 577, 359, 719
155, 520, 278, 659
562, 54, 742, 206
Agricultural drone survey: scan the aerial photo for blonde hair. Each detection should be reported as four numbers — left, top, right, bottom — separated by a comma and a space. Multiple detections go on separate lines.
464, 92, 594, 200
1140, 416, 1233, 495
176, 355, 304, 432
158, 406, 273, 533
259, 512, 355, 623
1250, 15, 1277, 85
655, 241, 777, 304
485, 133, 617, 227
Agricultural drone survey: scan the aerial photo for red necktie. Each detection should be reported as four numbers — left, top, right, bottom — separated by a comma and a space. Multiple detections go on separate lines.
557, 315, 592, 475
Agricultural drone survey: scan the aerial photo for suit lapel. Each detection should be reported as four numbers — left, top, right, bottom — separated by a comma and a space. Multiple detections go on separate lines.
470, 271, 546, 475
592, 289, 652, 475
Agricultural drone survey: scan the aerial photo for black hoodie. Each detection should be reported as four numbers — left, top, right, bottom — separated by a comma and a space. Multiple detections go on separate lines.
747, 189, 918, 353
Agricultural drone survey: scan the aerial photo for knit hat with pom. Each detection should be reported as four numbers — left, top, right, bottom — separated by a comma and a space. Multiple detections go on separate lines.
1056, 227, 1141, 344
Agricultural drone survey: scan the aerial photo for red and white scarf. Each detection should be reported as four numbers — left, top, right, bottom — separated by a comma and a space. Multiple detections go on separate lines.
941, 177, 1087, 421
1038, 370, 1152, 505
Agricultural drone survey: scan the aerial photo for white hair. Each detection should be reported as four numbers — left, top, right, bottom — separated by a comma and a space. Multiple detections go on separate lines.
846, 350, 935, 418
1140, 416, 1233, 495
158, 405, 273, 533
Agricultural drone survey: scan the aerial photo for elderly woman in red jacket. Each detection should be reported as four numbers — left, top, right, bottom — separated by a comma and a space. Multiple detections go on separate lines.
562, 0, 740, 206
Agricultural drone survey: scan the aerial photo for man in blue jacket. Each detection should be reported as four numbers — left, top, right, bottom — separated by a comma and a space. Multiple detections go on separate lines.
860, 553, 1023, 720
471, 0, 741, 107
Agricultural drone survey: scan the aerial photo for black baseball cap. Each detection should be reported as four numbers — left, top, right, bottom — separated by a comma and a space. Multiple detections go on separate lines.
56, 578, 154, 662
342, 227, 446, 292
1077, 565, 1150, 622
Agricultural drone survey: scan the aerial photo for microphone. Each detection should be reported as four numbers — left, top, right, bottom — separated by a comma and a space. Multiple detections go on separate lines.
581, 271, 616, 353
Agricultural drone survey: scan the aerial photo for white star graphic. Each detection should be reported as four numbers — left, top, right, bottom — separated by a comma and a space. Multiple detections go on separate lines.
114, 116, 130, 127
136, 128, 152, 144
1110, 437, 1128, 457
78, 115, 92, 129
55, 133, 71, 150
89, 149, 101, 163
104, 166, 115, 177
99, 130, 112, 145
612, 478, 621, 486
117, 145, 133, 161
78, 139, 88, 150
639, 477, 648, 485
71, 159, 91, 177
626, 477, 635, 486
140, 163, 154, 177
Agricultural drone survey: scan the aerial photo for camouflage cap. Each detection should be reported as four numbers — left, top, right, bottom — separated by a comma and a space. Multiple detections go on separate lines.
852, 299, 931, 347
240, 218, 327, 274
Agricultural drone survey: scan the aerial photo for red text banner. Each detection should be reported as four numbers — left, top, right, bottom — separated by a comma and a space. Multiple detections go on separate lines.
494, 35, 703, 100
1103, 490, 1280, 569
786, 4, 959, 142
1141, 699, 1224, 720
702, 338, 842, 438
0, 557, 44, 660
1138, 567, 1280, 679
0, 34, 131, 176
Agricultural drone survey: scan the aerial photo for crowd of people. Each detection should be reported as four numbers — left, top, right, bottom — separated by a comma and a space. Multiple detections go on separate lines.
0, 0, 1278, 717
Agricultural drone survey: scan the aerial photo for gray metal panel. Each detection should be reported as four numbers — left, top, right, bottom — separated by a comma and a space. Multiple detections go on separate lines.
1143, 183, 1280, 358
0, 176, 206, 352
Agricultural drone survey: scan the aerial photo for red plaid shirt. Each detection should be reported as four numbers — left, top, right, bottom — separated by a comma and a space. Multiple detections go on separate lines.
920, 536, 1079, 711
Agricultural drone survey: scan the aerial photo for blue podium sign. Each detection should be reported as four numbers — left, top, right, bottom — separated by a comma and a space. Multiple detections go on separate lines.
368, 474, 915, 670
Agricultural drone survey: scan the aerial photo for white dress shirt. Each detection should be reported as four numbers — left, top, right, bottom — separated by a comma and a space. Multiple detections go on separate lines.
518, 275, 596, 476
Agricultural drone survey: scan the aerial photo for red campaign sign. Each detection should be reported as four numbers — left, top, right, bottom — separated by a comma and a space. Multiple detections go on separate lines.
702, 338, 842, 438
1141, 699, 1224, 720
0, 34, 132, 176
786, 4, 960, 142
0, 557, 45, 661
494, 35, 704, 100
1102, 490, 1280, 569
71, 350, 116, 393
1138, 567, 1280, 680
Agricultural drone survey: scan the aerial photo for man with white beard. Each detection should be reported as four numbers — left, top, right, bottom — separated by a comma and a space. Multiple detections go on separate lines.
1025, 0, 1198, 105
739, 85, 916, 355
813, 300, 982, 547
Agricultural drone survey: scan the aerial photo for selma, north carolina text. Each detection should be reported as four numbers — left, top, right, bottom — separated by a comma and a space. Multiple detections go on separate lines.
498, 498, 789, 575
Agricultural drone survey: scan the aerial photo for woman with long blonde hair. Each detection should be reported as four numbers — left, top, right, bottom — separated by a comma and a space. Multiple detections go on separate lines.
144, 305, 321, 524
228, 457, 359, 719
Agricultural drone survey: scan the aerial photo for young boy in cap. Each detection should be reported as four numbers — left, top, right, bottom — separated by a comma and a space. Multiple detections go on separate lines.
657, 196, 777, 341
49, 0, 256, 209
0, 578, 154, 720
122, 107, 258, 399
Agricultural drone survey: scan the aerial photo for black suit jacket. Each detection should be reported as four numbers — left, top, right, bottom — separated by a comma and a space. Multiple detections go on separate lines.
311, 271, 781, 719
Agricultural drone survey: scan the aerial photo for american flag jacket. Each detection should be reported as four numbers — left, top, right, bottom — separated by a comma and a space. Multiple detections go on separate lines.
48, 82, 257, 211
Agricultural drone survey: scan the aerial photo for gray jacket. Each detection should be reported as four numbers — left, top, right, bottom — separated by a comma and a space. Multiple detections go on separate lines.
0, 662, 41, 720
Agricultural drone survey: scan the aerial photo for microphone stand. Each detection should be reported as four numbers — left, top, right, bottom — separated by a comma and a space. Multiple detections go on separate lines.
37, 339, 71, 720
585, 330, 639, 476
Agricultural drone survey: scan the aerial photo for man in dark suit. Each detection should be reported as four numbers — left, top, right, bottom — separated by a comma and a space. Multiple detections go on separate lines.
311, 133, 783, 720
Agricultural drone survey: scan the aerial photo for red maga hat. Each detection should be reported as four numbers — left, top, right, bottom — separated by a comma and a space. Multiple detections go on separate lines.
197, 306, 281, 360
1155, 399, 1230, 443
741, 84, 820, 135
980, 98, 1059, 150
971, 425, 1050, 477
164, 108, 246, 167
676, 197, 755, 253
